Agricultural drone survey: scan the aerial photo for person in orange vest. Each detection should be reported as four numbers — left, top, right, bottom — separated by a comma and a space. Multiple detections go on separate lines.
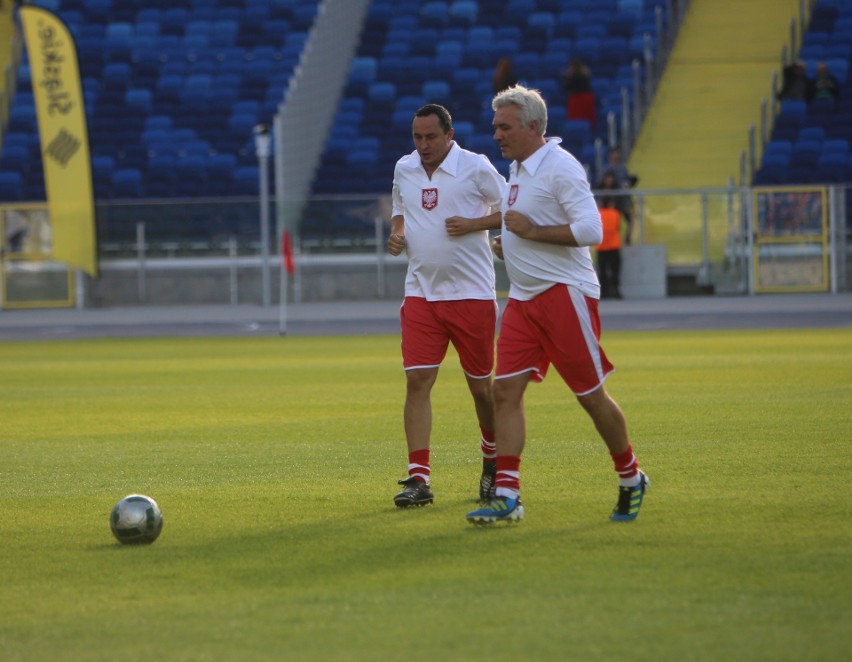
596, 198, 626, 299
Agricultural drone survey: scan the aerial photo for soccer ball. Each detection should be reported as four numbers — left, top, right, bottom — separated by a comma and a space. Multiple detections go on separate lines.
110, 494, 163, 545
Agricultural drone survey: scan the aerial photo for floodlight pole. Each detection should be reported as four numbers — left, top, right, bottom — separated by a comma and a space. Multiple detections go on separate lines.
254, 124, 272, 307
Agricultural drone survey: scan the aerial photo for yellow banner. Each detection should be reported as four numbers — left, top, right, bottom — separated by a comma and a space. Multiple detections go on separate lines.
20, 6, 97, 277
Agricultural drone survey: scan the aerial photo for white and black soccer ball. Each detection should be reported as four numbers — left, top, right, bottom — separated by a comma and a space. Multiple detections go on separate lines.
110, 494, 163, 545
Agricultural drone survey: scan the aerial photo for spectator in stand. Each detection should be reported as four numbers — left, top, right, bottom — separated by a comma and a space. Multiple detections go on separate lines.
561, 58, 595, 128
492, 57, 518, 94
777, 60, 810, 101
601, 147, 638, 189
599, 151, 636, 232
595, 196, 627, 299
596, 170, 633, 243
808, 61, 840, 107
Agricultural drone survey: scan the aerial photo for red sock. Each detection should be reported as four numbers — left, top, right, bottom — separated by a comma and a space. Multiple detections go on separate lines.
611, 444, 639, 485
480, 427, 496, 462
495, 455, 521, 497
408, 449, 430, 484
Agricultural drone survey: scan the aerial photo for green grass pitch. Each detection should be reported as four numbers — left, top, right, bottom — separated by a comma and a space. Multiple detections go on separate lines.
1, 329, 850, 661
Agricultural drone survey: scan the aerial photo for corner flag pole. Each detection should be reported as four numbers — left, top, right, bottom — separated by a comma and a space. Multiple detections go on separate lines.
278, 230, 295, 336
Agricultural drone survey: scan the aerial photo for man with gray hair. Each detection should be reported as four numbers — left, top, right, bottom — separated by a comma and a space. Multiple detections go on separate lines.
466, 85, 649, 525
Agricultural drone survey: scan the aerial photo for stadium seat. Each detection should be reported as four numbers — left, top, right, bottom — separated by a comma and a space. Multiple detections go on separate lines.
814, 151, 847, 181
144, 155, 177, 198
6, 106, 37, 134
111, 169, 144, 199
618, 0, 645, 17
232, 166, 260, 195
574, 37, 602, 64
791, 140, 822, 168
91, 155, 116, 195
822, 139, 849, 156
0, 145, 30, 172
368, 82, 397, 104
513, 53, 542, 80
797, 126, 825, 143
526, 12, 555, 42
506, 0, 537, 16
422, 80, 451, 102
432, 47, 464, 77
449, 1, 478, 27
763, 140, 793, 161
173, 156, 208, 197
0, 171, 24, 202
420, 2, 449, 28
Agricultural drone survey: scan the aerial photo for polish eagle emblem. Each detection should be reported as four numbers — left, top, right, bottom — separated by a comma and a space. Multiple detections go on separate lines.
422, 188, 438, 210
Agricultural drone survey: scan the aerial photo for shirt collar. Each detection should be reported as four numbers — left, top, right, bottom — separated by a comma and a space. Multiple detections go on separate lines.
515, 137, 561, 176
403, 141, 461, 176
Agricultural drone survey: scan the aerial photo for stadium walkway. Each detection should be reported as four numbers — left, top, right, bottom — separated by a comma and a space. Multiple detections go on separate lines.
0, 293, 849, 340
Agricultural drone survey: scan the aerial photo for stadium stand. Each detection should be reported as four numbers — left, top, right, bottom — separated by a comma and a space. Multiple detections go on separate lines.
314, 0, 673, 193
755, 0, 852, 185
13, 1, 845, 207
0, 0, 670, 203
0, 0, 319, 202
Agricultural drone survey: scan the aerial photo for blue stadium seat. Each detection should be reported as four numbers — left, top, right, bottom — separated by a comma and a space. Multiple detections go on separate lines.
513, 53, 542, 80
555, 11, 583, 39
124, 88, 153, 114
432, 46, 464, 77
161, 8, 190, 36
90, 155, 115, 198
233, 166, 260, 195
822, 139, 849, 155
618, 0, 645, 17
7, 105, 36, 133
422, 80, 451, 101
574, 37, 602, 64
797, 126, 825, 143
0, 171, 24, 202
210, 20, 239, 48
83, 0, 112, 23
202, 154, 238, 195
791, 140, 822, 168
173, 156, 208, 197
753, 156, 788, 185
561, 119, 592, 146
144, 155, 177, 198
449, 1, 478, 27
368, 82, 397, 104
420, 2, 449, 28
0, 145, 30, 171
506, 0, 536, 16
111, 169, 144, 199
763, 140, 792, 160
814, 152, 847, 182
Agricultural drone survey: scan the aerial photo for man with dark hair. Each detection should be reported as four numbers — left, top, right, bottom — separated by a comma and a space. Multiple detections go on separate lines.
388, 104, 507, 508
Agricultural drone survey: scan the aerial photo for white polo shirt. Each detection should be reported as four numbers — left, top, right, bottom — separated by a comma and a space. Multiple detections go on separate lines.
501, 138, 602, 300
392, 142, 507, 301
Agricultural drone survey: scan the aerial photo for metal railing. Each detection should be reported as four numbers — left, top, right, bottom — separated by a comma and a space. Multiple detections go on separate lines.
745, 0, 821, 184
606, 0, 690, 163
2, 180, 848, 310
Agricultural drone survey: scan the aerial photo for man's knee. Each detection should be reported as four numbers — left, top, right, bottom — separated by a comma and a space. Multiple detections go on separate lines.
406, 368, 438, 394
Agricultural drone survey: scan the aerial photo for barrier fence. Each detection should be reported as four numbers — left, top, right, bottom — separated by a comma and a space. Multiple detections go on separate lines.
1, 183, 849, 309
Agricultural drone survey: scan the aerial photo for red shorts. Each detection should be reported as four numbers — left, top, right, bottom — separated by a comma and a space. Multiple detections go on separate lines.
496, 284, 614, 395
400, 297, 497, 378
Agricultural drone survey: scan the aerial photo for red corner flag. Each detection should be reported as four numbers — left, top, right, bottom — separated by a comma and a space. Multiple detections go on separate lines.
281, 230, 295, 274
